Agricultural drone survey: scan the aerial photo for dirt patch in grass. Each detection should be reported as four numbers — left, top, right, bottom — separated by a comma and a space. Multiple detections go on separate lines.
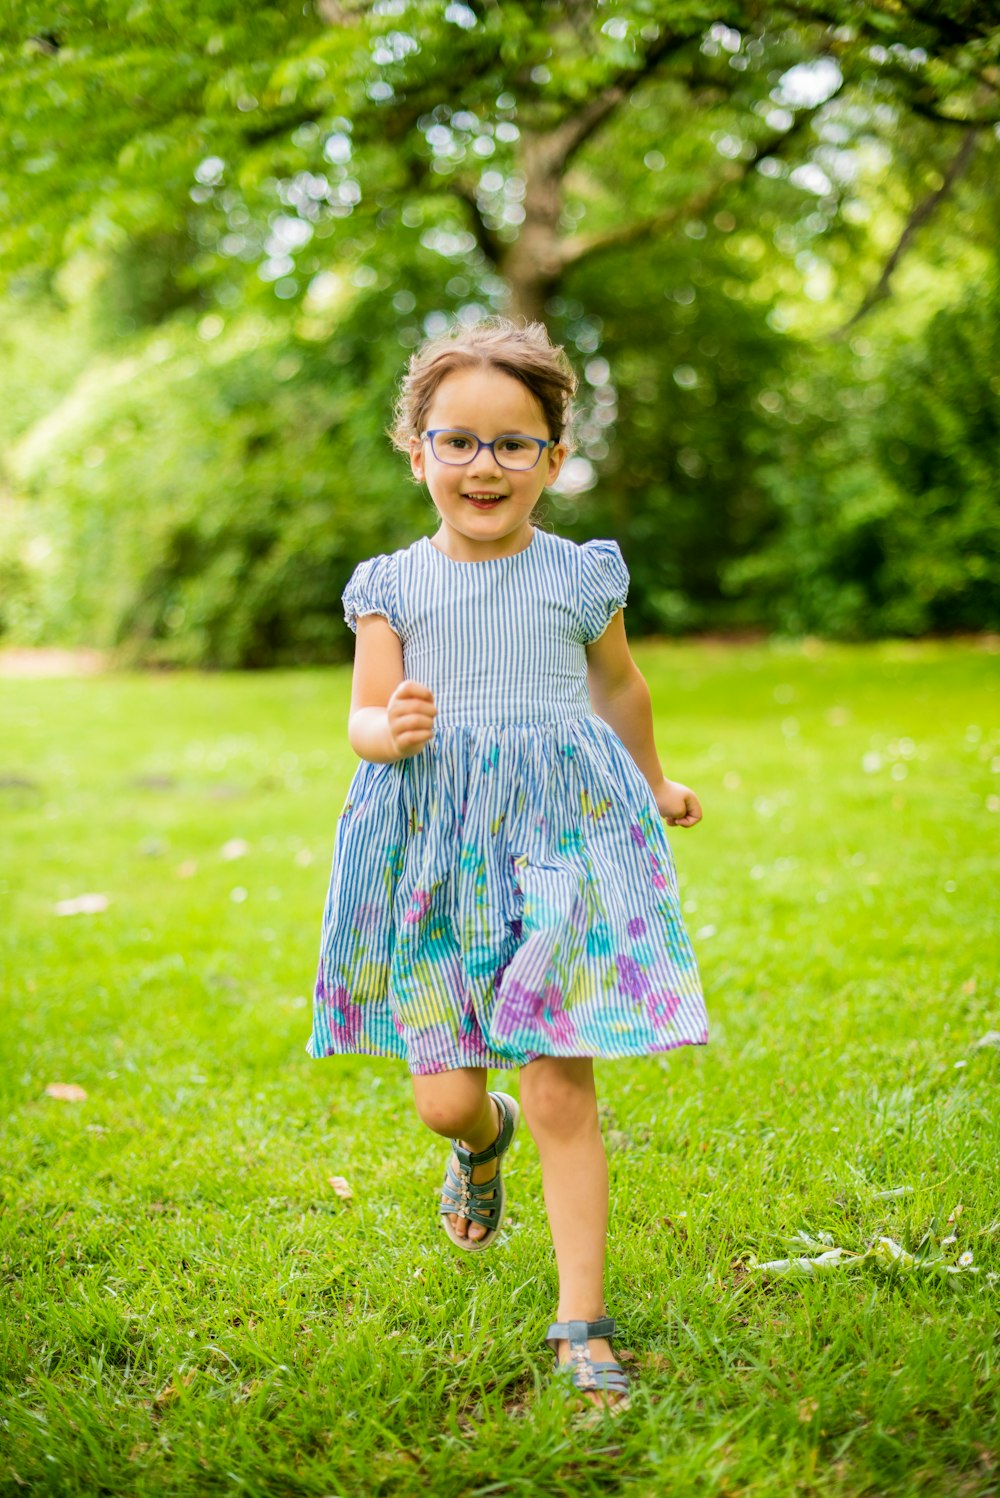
0, 647, 108, 677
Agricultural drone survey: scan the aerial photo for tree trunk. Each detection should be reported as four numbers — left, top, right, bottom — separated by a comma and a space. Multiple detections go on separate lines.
498, 133, 565, 325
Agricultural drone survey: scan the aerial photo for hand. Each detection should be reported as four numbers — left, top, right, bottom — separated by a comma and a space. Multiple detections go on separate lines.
387, 679, 437, 758
653, 778, 702, 827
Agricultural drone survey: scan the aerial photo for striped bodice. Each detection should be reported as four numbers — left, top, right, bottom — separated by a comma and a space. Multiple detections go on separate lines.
342, 528, 629, 728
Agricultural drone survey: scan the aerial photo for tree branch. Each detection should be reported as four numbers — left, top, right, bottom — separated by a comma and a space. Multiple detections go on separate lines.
559, 169, 741, 268
447, 177, 505, 264
908, 98, 998, 127
559, 98, 833, 271
314, 0, 370, 24
829, 127, 980, 338
537, 23, 702, 175
896, 0, 995, 47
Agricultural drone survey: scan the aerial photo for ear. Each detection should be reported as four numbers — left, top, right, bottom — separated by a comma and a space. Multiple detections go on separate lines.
545, 442, 568, 486
408, 434, 425, 482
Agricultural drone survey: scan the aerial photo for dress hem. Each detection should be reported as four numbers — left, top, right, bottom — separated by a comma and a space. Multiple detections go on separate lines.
306, 1029, 709, 1076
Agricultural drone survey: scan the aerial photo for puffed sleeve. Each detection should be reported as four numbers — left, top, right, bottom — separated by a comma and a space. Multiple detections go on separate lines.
342, 553, 401, 635
579, 538, 629, 643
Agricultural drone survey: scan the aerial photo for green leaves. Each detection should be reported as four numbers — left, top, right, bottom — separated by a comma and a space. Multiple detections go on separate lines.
1, 2, 998, 658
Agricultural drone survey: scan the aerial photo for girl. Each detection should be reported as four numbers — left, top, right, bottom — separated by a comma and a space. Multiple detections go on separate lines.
308, 317, 707, 1416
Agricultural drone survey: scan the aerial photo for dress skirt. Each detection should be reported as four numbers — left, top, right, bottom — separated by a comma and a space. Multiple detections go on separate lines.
308, 712, 708, 1075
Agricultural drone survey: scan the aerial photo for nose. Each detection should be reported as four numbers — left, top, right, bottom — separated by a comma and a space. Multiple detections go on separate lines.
468, 440, 502, 477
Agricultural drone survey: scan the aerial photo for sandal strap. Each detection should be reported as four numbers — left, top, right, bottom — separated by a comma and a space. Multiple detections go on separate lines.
438, 1160, 500, 1229
544, 1317, 617, 1353
557, 1362, 630, 1396
451, 1092, 515, 1169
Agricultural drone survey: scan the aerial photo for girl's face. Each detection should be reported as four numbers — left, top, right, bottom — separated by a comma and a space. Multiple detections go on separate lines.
409, 366, 566, 558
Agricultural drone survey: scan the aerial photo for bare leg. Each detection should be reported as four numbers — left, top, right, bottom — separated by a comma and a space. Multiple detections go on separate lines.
412, 1067, 501, 1243
519, 1055, 623, 1409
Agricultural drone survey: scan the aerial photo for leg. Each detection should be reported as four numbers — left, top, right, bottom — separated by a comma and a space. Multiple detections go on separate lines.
411, 1066, 501, 1243
519, 1056, 623, 1408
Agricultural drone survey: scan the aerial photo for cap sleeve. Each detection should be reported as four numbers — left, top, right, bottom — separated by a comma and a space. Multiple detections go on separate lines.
579, 538, 629, 643
342, 553, 401, 635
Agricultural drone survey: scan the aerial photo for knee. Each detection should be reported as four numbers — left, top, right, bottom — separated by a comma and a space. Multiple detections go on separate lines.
521, 1061, 598, 1140
412, 1077, 484, 1139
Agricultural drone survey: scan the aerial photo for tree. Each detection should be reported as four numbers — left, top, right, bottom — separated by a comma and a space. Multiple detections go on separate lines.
3, 3, 998, 322
2, 2, 998, 662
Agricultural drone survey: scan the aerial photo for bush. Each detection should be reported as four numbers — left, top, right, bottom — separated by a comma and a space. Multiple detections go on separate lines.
6, 301, 429, 666
722, 284, 1000, 637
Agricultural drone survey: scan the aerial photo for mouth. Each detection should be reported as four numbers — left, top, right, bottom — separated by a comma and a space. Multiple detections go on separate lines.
464, 493, 507, 509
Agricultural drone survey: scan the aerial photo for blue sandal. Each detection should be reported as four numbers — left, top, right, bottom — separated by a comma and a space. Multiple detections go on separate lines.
545, 1316, 631, 1414
439, 1091, 520, 1252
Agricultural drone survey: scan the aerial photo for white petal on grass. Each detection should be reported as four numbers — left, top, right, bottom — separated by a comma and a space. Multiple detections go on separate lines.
221, 838, 250, 860
230, 887, 248, 904
873, 1237, 913, 1267
328, 1175, 354, 1201
974, 1031, 1000, 1049
751, 1234, 981, 1279
45, 1082, 88, 1101
873, 1185, 914, 1199
792, 1230, 833, 1248
54, 893, 110, 916
753, 1246, 855, 1275
958, 1251, 974, 1267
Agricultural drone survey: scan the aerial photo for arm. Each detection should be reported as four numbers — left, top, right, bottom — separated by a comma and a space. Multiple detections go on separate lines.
348, 614, 436, 764
585, 611, 702, 827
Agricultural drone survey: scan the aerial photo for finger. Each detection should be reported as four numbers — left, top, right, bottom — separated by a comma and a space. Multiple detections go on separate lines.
390, 707, 434, 722
396, 680, 436, 702
393, 696, 437, 716
391, 714, 436, 734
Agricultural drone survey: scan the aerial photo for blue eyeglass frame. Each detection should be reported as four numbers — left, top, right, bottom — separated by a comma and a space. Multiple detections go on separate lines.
420, 429, 554, 470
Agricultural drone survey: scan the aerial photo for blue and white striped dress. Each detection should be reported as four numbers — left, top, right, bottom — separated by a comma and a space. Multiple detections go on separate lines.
308, 525, 707, 1075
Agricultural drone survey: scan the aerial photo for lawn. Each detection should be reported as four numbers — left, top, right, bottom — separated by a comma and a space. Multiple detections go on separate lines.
1, 639, 997, 1498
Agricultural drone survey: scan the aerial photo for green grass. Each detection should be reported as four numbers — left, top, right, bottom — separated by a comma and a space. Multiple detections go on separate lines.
1, 640, 998, 1498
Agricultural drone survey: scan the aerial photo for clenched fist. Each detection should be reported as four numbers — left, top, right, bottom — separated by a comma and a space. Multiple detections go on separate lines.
387, 679, 437, 758
654, 777, 702, 827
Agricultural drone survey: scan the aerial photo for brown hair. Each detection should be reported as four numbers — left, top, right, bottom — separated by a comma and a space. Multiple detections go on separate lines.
389, 316, 577, 452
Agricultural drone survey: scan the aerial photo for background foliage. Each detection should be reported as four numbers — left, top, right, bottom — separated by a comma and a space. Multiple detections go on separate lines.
0, 1, 998, 664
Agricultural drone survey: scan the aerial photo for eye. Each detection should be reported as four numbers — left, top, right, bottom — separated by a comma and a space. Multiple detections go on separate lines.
497, 437, 532, 453
442, 432, 473, 449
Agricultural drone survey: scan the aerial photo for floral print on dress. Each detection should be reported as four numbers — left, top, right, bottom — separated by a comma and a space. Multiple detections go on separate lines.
308, 530, 707, 1074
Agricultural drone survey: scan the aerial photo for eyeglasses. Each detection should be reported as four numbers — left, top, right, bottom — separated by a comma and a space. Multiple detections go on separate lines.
421, 429, 554, 471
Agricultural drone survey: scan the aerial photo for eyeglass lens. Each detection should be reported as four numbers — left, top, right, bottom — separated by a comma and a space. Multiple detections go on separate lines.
429, 431, 542, 470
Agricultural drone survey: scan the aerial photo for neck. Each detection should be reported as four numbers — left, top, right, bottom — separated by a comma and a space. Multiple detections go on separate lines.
430, 523, 535, 563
